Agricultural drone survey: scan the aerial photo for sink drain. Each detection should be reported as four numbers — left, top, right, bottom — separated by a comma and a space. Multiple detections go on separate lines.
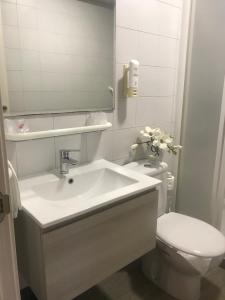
68, 178, 74, 184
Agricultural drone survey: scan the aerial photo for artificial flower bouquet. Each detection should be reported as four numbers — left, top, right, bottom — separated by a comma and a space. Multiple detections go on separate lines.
130, 126, 182, 164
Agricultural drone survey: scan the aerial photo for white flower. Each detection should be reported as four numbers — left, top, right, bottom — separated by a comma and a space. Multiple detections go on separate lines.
145, 126, 152, 133
140, 130, 151, 142
153, 139, 160, 147
159, 142, 168, 150
165, 137, 173, 144
131, 126, 182, 157
143, 133, 150, 138
175, 145, 182, 149
152, 128, 161, 136
130, 143, 138, 150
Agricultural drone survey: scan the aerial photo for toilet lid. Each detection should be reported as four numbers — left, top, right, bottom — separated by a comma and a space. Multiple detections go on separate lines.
157, 212, 225, 257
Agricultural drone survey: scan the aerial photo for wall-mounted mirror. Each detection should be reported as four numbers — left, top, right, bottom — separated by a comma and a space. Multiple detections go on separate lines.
1, 0, 115, 116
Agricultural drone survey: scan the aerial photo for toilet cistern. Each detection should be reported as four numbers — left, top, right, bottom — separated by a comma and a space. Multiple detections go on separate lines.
59, 149, 79, 174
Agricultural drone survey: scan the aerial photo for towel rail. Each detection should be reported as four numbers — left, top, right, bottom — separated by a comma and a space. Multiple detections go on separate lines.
5, 122, 112, 142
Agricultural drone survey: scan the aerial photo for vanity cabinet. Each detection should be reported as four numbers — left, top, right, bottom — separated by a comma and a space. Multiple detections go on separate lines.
15, 190, 158, 300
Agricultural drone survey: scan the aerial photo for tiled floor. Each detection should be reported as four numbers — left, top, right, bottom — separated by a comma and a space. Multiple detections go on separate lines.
75, 260, 225, 300
21, 260, 225, 300
75, 261, 175, 300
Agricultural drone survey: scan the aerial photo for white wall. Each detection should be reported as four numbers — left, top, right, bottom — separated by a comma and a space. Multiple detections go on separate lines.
4, 0, 183, 179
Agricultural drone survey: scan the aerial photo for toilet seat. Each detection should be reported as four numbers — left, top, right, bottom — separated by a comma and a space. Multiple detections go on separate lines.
157, 212, 225, 258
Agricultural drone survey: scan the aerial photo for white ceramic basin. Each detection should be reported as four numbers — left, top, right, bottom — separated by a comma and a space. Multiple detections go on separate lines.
32, 168, 137, 202
19, 159, 160, 228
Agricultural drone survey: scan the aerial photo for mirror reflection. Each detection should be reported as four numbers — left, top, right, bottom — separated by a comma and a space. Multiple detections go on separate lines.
1, 0, 115, 115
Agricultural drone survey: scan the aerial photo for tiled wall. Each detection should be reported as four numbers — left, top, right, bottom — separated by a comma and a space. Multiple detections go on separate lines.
4, 0, 183, 179
1, 0, 114, 113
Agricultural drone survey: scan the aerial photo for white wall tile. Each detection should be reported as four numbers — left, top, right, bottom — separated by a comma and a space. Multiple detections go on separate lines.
1, 0, 17, 3
139, 0, 160, 35
135, 97, 173, 127
1, 2, 18, 26
139, 0, 180, 38
159, 0, 182, 9
2, 25, 20, 48
19, 28, 40, 50
158, 37, 178, 68
16, 138, 55, 178
4, 116, 53, 133
38, 0, 72, 14
5, 49, 22, 70
8, 91, 25, 112
53, 114, 87, 129
116, 0, 140, 30
139, 32, 178, 67
116, 27, 139, 64
21, 50, 40, 71
112, 128, 137, 161
113, 98, 136, 129
139, 32, 159, 66
40, 53, 72, 73
17, 5, 38, 29
7, 71, 23, 91
39, 91, 72, 111
41, 72, 71, 91
17, 0, 38, 8
24, 117, 53, 132
39, 11, 70, 35
159, 2, 180, 38
39, 32, 71, 54
37, 10, 57, 33
86, 131, 113, 161
22, 71, 41, 91
139, 67, 175, 97
23, 91, 41, 112
115, 64, 125, 102
70, 36, 90, 56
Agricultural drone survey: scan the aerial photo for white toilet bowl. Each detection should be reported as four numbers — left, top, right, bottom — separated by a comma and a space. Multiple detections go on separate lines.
142, 212, 225, 300
125, 160, 225, 300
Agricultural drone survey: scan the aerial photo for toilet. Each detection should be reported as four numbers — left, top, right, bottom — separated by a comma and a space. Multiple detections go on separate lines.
125, 160, 225, 300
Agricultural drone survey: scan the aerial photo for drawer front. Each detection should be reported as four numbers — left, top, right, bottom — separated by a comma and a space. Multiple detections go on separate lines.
43, 191, 158, 300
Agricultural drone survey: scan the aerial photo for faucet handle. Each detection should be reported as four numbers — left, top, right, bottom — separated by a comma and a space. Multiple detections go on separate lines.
60, 149, 80, 157
60, 149, 80, 153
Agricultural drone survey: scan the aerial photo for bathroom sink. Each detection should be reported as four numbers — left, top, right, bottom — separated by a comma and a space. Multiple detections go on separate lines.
19, 159, 160, 228
33, 168, 137, 202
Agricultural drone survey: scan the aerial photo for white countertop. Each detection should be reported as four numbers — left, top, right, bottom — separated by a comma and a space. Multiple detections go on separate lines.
124, 160, 168, 176
19, 159, 161, 229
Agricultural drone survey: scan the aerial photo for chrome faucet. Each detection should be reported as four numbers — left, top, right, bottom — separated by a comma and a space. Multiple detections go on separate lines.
59, 149, 79, 174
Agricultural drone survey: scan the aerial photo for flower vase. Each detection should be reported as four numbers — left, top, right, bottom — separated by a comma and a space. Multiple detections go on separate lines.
146, 146, 164, 167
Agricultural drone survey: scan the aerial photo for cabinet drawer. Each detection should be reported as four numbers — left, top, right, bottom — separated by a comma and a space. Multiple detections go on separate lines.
43, 191, 158, 300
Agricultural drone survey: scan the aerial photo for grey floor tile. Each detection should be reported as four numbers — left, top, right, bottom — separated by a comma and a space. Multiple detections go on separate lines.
75, 260, 225, 300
